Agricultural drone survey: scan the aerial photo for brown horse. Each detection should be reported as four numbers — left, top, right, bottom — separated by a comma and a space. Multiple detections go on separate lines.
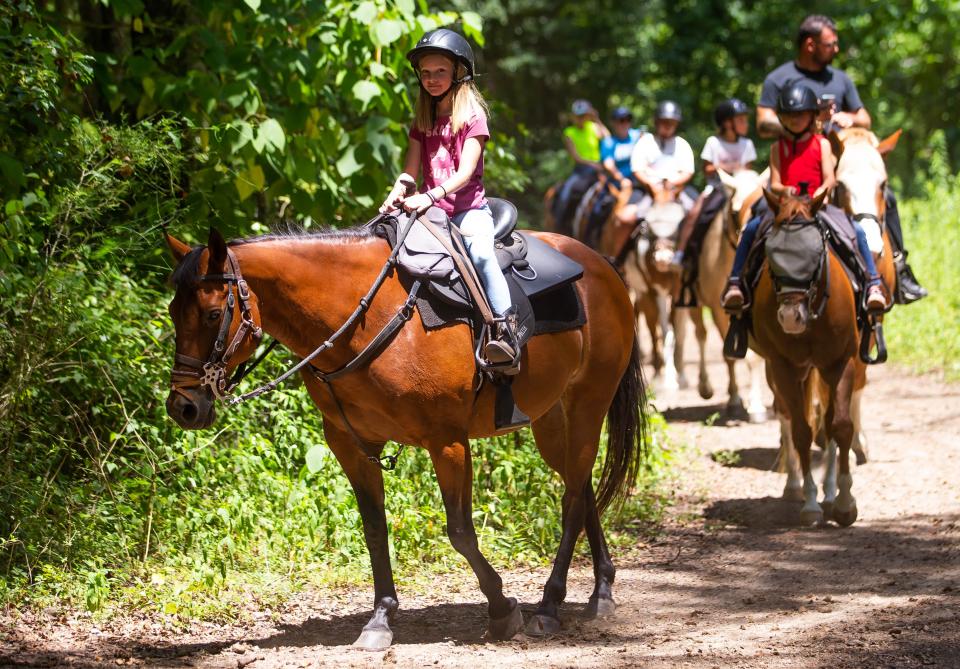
605, 185, 687, 391
752, 189, 866, 526
775, 129, 902, 501
163, 223, 646, 649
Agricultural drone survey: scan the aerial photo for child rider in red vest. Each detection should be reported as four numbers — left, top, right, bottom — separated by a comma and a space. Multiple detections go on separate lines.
721, 82, 885, 312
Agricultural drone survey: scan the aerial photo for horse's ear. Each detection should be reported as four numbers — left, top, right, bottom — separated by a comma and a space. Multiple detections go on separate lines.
762, 187, 780, 212
207, 227, 228, 271
828, 129, 844, 160
716, 168, 737, 191
877, 128, 903, 157
166, 232, 192, 263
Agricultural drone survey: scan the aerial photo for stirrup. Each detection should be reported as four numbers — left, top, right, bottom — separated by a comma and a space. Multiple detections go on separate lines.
721, 278, 746, 314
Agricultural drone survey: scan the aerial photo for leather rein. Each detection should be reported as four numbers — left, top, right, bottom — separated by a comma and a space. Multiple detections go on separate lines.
169, 211, 422, 408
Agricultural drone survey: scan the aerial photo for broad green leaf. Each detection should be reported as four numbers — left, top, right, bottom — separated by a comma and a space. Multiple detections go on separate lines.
243, 0, 261, 11
235, 164, 265, 200
396, 0, 415, 15
351, 1, 377, 24
460, 11, 484, 46
258, 118, 286, 152
370, 62, 389, 79
352, 80, 381, 109
336, 146, 362, 178
371, 19, 404, 47
142, 76, 155, 99
305, 445, 325, 473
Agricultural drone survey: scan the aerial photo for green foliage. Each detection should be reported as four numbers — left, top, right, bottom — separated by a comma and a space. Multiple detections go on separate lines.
886, 132, 960, 380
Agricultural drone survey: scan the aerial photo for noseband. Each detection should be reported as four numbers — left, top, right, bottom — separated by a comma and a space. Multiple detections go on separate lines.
170, 248, 264, 400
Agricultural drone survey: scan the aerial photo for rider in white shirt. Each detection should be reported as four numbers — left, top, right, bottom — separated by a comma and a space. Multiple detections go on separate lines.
626, 100, 696, 220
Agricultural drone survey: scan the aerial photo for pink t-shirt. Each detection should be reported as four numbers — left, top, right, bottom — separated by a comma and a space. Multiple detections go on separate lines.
409, 112, 489, 216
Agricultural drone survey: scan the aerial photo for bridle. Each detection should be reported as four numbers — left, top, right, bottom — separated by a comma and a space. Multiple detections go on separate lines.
169, 248, 265, 401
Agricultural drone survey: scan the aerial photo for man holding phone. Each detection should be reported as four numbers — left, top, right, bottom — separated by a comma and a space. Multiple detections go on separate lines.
755, 14, 927, 302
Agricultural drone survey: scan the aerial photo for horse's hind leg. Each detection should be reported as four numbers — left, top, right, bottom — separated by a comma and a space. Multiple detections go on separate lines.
525, 402, 601, 636
427, 438, 524, 640
582, 483, 616, 619
690, 306, 714, 399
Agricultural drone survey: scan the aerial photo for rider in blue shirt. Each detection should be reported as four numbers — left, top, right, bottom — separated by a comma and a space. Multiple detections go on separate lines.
584, 107, 642, 247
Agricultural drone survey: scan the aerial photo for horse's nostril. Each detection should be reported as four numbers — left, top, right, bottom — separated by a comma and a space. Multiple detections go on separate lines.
181, 402, 198, 423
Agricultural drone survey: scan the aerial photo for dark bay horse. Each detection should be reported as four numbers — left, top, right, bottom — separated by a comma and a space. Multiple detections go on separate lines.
752, 190, 864, 526
164, 224, 646, 649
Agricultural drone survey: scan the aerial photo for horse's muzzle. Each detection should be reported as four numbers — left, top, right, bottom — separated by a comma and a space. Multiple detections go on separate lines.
777, 294, 809, 334
166, 389, 216, 430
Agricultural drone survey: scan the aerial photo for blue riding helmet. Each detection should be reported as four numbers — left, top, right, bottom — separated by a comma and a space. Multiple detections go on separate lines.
571, 99, 592, 116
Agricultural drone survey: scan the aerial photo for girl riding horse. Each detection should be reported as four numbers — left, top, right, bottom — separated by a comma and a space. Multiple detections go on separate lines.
379, 28, 519, 371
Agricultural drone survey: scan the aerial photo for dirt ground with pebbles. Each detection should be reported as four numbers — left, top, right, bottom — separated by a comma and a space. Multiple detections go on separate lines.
3, 334, 960, 668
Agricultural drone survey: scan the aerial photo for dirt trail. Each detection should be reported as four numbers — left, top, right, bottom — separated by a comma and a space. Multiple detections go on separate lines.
3, 336, 960, 668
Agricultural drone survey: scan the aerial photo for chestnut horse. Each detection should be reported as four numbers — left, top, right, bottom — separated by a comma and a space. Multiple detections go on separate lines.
752, 189, 868, 526
775, 129, 901, 501
163, 224, 646, 649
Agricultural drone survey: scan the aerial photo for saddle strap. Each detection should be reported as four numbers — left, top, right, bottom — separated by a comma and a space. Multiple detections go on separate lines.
417, 216, 496, 325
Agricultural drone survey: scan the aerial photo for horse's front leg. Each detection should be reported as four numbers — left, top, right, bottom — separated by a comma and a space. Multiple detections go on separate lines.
428, 438, 524, 640
826, 358, 859, 526
322, 422, 398, 651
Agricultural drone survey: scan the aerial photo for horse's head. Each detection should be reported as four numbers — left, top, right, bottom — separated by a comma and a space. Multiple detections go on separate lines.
832, 128, 901, 256
645, 193, 684, 273
717, 167, 770, 217
762, 188, 829, 335
165, 229, 263, 429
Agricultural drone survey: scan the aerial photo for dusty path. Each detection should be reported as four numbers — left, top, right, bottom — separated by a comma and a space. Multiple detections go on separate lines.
3, 335, 960, 668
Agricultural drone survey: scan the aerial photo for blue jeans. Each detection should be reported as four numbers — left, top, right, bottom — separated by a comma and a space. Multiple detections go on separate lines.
452, 204, 513, 316
731, 215, 881, 286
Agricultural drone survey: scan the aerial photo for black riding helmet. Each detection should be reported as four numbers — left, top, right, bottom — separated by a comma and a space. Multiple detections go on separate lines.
654, 100, 683, 123
714, 97, 749, 127
776, 82, 819, 141
406, 28, 475, 85
777, 82, 819, 114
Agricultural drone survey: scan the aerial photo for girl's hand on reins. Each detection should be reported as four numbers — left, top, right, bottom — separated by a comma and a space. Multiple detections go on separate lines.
401, 193, 433, 213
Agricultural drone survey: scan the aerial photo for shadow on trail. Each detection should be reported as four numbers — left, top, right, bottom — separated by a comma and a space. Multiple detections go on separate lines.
712, 446, 826, 472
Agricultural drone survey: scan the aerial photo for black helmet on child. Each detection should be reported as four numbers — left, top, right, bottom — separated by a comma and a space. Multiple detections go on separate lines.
714, 98, 750, 126
406, 28, 475, 83
654, 100, 683, 123
610, 106, 632, 121
777, 82, 818, 114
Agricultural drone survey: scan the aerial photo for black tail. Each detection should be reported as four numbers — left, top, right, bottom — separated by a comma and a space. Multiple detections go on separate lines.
595, 333, 649, 514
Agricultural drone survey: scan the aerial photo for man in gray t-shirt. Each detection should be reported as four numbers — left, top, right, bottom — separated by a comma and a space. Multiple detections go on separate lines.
755, 14, 927, 303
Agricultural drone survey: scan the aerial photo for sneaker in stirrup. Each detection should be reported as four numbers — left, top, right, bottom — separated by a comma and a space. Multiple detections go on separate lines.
484, 308, 521, 373
866, 283, 886, 312
721, 277, 745, 313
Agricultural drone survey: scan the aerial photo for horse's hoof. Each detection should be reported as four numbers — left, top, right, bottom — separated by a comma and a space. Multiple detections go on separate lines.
782, 486, 804, 502
698, 382, 714, 400
583, 596, 616, 620
799, 508, 823, 526
677, 376, 690, 390
820, 500, 834, 522
833, 503, 858, 527
353, 627, 393, 651
525, 613, 561, 637
487, 598, 524, 640
748, 409, 768, 424
854, 448, 868, 466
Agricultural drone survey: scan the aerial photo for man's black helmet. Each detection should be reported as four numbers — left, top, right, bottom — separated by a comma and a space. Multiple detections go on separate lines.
714, 98, 750, 126
406, 29, 475, 82
654, 100, 683, 122
777, 82, 818, 113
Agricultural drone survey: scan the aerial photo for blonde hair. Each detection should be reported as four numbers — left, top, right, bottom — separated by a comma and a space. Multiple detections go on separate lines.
413, 59, 489, 134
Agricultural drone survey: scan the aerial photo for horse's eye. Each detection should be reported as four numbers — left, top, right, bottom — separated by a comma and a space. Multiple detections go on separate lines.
207, 309, 222, 323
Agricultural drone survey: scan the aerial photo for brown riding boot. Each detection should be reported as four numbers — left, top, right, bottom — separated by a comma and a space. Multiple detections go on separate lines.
721, 277, 745, 313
